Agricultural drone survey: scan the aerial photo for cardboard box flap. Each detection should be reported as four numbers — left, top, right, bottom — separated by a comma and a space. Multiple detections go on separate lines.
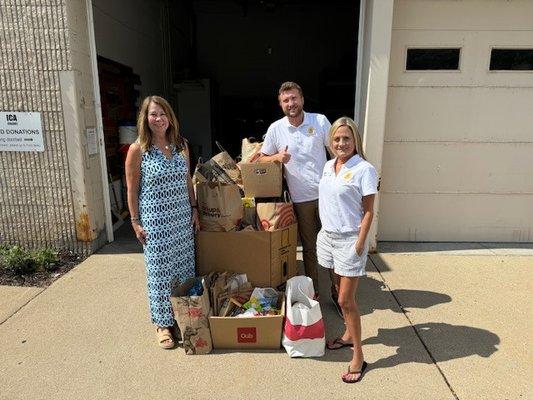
197, 224, 297, 288
240, 162, 282, 198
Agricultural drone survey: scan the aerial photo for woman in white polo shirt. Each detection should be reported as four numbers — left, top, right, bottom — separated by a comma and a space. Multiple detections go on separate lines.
317, 116, 378, 383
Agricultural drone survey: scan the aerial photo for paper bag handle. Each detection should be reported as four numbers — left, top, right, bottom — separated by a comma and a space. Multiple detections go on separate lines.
215, 141, 227, 153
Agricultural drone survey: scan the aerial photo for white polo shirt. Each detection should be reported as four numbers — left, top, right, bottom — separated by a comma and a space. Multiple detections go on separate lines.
262, 112, 331, 203
318, 154, 378, 233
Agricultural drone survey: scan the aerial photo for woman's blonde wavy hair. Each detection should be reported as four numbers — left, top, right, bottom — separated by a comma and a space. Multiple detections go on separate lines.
137, 95, 184, 152
328, 116, 366, 160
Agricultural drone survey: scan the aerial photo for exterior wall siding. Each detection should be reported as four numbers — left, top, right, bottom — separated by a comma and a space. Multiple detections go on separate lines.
379, 0, 533, 242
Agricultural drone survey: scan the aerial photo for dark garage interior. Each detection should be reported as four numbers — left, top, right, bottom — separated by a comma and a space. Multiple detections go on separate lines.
182, 0, 360, 158
95, 0, 359, 224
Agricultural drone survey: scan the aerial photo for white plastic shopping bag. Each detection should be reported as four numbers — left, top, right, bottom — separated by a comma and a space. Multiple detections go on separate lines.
282, 276, 325, 357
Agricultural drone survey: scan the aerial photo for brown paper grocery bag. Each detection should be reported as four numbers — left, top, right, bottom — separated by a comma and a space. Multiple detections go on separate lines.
170, 277, 213, 355
256, 192, 296, 232
196, 182, 243, 231
211, 148, 243, 186
241, 137, 262, 163
192, 142, 242, 186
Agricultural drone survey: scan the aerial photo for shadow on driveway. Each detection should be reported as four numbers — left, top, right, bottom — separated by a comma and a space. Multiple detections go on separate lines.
318, 275, 499, 372
358, 275, 452, 317
98, 223, 142, 254
363, 322, 500, 372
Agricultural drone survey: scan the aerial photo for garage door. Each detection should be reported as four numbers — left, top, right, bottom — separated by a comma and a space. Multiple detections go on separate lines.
378, 0, 533, 242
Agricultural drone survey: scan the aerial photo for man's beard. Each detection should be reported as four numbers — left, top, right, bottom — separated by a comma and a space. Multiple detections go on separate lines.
284, 106, 302, 118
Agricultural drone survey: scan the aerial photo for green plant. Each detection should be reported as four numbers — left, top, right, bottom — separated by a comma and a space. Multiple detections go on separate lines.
33, 248, 60, 271
2, 245, 37, 275
0, 243, 9, 256
0, 245, 6, 270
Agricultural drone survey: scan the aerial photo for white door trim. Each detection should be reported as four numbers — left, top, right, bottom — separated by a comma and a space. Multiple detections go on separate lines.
86, 0, 114, 243
355, 0, 394, 251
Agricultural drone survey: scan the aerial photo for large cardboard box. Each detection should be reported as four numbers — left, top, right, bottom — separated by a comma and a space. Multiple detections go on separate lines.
196, 223, 297, 288
209, 293, 285, 349
240, 162, 282, 198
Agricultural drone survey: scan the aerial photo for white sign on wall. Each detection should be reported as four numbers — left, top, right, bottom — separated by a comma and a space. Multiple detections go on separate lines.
86, 128, 98, 156
0, 112, 44, 152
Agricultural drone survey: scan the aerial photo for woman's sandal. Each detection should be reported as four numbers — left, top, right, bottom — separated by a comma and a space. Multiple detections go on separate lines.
156, 327, 175, 349
326, 337, 353, 350
341, 361, 368, 383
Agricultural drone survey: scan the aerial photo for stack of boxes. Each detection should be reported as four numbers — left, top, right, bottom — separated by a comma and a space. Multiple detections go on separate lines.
97, 56, 140, 219
196, 161, 298, 349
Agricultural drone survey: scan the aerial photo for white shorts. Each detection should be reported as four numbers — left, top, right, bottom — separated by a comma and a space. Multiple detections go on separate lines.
316, 229, 368, 277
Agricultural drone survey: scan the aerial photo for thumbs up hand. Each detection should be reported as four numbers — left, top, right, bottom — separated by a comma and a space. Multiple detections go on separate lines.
277, 145, 291, 164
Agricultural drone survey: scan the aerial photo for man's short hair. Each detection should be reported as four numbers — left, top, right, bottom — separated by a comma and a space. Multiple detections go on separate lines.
278, 81, 303, 97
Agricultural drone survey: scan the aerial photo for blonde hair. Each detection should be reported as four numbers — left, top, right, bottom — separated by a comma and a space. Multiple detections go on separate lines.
137, 95, 184, 152
328, 117, 366, 160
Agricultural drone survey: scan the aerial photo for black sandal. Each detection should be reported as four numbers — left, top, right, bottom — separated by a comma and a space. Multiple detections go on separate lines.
326, 337, 353, 350
341, 361, 368, 383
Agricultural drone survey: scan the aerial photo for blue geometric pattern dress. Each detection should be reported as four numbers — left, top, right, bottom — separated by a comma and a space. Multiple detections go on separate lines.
139, 145, 195, 327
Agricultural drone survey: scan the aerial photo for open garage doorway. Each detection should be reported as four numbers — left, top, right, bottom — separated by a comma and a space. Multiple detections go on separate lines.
90, 0, 360, 238
174, 0, 360, 160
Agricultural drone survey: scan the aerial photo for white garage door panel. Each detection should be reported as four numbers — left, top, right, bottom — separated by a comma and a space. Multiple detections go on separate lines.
389, 30, 533, 88
390, 30, 472, 87
378, 193, 533, 242
381, 143, 533, 194
393, 0, 533, 31
379, 1, 533, 242
385, 87, 533, 142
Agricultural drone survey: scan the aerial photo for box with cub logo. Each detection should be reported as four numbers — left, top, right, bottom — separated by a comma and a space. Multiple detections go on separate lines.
208, 293, 285, 349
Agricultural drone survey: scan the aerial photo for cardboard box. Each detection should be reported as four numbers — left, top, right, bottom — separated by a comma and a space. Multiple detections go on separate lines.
209, 293, 285, 349
240, 162, 282, 198
196, 223, 297, 288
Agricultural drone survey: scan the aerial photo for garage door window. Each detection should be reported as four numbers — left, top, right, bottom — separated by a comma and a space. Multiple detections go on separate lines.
406, 48, 461, 71
489, 49, 533, 71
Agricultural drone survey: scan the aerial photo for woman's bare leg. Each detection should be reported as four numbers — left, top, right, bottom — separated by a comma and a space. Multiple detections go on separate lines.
338, 276, 364, 381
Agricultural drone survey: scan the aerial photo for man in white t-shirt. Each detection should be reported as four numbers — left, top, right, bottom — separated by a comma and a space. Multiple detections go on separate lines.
259, 82, 331, 297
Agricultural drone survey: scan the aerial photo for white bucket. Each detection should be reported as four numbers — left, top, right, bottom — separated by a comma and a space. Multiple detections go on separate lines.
119, 125, 137, 144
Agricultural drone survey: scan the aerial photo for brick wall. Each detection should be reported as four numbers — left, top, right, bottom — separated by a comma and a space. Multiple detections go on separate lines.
0, 0, 105, 254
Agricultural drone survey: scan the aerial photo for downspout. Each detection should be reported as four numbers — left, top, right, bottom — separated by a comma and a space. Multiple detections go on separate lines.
85, 0, 114, 243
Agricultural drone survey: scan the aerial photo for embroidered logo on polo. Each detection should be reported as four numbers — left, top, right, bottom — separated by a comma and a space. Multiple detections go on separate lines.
342, 171, 354, 181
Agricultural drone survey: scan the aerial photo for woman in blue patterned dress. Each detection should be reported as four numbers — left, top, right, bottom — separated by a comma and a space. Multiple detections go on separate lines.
125, 95, 199, 349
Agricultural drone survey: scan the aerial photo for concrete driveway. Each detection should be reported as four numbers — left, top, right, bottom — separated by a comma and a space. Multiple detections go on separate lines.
1, 237, 531, 400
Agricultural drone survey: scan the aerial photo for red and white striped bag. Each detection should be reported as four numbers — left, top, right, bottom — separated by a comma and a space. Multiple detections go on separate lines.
282, 276, 325, 357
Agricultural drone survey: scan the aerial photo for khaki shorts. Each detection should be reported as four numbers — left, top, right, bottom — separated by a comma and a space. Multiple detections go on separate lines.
316, 229, 368, 277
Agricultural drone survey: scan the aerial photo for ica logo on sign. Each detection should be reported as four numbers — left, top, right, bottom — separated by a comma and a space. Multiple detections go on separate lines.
6, 114, 18, 125
237, 327, 257, 343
